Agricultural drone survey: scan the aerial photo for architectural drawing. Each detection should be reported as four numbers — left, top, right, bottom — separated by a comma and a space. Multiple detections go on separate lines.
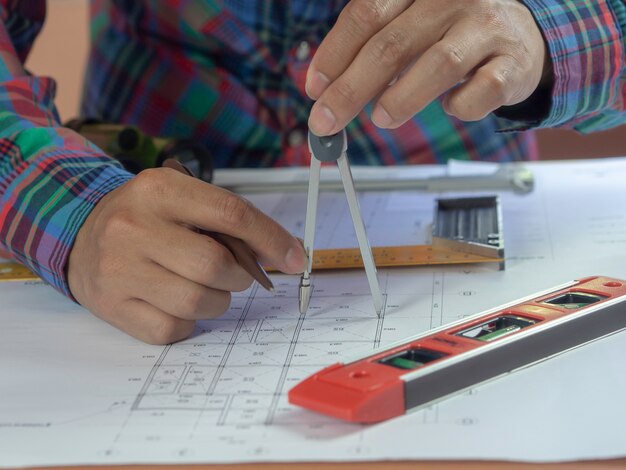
2, 160, 626, 467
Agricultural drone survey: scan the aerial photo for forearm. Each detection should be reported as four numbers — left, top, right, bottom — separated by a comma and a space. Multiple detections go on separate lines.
0, 14, 133, 297
0, 126, 133, 296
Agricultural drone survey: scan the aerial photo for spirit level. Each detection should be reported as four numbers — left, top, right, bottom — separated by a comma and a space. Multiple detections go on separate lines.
288, 276, 626, 423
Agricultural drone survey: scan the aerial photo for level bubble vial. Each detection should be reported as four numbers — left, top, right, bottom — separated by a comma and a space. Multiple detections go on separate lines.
379, 348, 448, 370
456, 315, 538, 342
543, 291, 607, 309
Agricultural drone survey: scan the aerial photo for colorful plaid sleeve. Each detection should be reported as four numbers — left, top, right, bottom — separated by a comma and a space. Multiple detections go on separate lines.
0, 2, 133, 297
518, 0, 626, 132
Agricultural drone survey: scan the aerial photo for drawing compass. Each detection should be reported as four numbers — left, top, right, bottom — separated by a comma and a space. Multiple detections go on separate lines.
299, 129, 383, 317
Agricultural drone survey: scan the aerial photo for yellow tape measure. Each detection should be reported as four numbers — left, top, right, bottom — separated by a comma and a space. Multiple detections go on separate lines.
0, 262, 39, 281
267, 245, 502, 272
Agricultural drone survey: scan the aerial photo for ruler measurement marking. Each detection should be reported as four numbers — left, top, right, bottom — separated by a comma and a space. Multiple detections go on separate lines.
267, 245, 502, 272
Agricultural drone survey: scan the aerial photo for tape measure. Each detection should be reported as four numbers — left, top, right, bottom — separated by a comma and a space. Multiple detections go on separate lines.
288, 276, 626, 423
0, 262, 39, 281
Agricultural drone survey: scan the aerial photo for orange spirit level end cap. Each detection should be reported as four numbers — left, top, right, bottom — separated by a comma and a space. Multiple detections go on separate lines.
288, 363, 405, 423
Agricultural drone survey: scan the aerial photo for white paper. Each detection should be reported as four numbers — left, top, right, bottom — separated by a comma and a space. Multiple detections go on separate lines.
2, 158, 626, 467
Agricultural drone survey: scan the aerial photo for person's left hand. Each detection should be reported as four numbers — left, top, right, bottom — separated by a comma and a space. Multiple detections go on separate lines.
307, 0, 549, 135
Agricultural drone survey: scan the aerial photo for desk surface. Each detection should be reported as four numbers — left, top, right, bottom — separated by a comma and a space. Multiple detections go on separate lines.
26, 461, 626, 470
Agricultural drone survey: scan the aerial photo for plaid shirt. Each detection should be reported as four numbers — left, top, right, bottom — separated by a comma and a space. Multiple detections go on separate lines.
1, 0, 625, 297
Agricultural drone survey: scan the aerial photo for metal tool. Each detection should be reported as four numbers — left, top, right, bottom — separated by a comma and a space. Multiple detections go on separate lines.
299, 130, 384, 317
218, 164, 534, 194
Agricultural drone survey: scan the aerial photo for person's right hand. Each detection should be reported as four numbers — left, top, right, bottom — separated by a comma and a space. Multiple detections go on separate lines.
67, 167, 307, 344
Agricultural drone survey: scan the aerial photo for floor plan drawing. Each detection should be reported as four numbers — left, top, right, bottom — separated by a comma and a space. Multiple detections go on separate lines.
132, 274, 441, 423
2, 160, 626, 467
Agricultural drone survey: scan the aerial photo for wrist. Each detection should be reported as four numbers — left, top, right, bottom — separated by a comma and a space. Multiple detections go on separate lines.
494, 43, 553, 124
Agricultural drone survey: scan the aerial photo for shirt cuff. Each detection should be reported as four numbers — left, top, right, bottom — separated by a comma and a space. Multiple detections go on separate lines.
0, 149, 134, 298
508, 0, 625, 130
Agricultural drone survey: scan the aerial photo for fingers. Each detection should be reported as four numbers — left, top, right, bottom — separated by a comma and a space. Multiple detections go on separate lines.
145, 222, 254, 292
130, 261, 232, 321
308, 0, 458, 135
443, 55, 525, 121
132, 169, 307, 274
308, 0, 548, 133
306, 0, 414, 100
68, 165, 308, 345
372, 20, 495, 128
100, 298, 196, 345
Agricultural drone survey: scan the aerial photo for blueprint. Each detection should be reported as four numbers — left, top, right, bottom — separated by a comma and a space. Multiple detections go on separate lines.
1, 158, 626, 467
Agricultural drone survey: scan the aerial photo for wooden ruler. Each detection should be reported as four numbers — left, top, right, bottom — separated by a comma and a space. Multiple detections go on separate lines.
1, 245, 502, 281
0, 262, 39, 281
267, 244, 502, 272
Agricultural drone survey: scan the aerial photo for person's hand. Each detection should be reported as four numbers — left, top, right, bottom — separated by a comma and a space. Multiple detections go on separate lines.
67, 168, 307, 344
307, 0, 549, 135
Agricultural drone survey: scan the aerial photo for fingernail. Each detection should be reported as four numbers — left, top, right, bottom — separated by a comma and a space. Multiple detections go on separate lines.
372, 104, 395, 128
308, 103, 337, 136
285, 243, 307, 274
305, 70, 330, 100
